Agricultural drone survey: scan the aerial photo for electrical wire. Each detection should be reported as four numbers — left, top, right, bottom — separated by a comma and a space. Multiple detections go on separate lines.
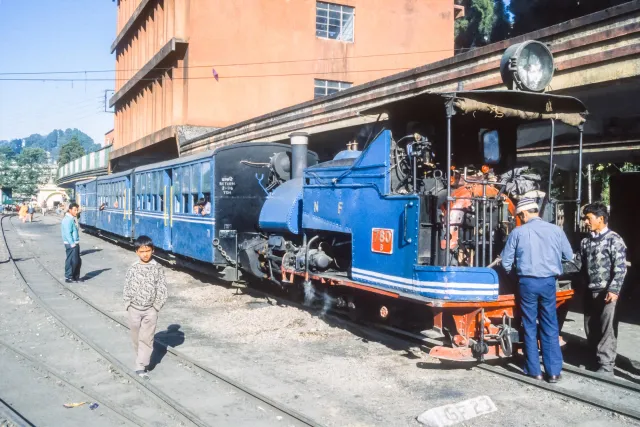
0, 47, 473, 76
0, 67, 415, 82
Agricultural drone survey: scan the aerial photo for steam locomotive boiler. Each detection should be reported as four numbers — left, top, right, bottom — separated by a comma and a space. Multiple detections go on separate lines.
239, 41, 588, 361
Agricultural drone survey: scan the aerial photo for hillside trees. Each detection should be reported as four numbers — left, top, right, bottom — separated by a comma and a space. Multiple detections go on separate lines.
0, 148, 49, 197
58, 136, 86, 166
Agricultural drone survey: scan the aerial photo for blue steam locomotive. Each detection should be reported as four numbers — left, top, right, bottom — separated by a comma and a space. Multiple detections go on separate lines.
78, 41, 587, 362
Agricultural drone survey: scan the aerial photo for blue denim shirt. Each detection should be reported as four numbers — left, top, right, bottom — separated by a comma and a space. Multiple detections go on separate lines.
500, 217, 573, 278
61, 213, 79, 246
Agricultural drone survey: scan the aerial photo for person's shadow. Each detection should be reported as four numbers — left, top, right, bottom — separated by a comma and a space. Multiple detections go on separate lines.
148, 324, 185, 371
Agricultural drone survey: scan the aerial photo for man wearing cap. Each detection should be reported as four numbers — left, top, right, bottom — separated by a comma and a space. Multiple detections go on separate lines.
500, 198, 574, 383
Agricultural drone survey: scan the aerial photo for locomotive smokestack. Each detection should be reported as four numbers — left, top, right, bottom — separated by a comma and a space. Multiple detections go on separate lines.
289, 131, 308, 179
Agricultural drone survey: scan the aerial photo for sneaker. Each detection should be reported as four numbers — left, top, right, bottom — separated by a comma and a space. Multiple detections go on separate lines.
65, 278, 74, 284
135, 370, 149, 380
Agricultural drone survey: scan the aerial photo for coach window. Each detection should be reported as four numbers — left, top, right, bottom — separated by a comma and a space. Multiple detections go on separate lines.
141, 174, 148, 210
191, 163, 200, 213
173, 168, 181, 214
182, 166, 190, 214
134, 175, 140, 209
158, 171, 165, 212
202, 161, 212, 216
151, 172, 157, 212
147, 172, 154, 211
119, 182, 124, 209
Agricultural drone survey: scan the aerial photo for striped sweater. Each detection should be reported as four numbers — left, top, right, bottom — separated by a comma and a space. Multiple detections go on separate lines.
123, 259, 168, 311
577, 229, 627, 295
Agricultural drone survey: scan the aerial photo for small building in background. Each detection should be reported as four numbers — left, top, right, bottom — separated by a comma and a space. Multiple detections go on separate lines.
104, 129, 114, 147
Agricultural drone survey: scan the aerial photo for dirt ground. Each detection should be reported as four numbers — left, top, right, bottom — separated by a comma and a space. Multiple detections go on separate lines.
2, 214, 639, 427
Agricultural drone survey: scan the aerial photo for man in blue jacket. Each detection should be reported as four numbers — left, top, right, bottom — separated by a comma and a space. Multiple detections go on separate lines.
61, 202, 82, 283
500, 198, 573, 383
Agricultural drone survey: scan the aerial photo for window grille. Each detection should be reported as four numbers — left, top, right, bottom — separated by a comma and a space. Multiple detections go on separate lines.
314, 79, 352, 99
316, 2, 354, 42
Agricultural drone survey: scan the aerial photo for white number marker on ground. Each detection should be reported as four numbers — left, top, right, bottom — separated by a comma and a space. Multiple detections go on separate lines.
417, 395, 498, 427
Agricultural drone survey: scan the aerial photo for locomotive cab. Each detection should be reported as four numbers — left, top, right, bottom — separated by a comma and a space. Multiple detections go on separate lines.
240, 42, 588, 362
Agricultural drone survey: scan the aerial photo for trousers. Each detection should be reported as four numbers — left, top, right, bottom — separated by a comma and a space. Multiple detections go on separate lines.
584, 290, 618, 371
64, 244, 81, 280
127, 306, 158, 371
519, 276, 563, 377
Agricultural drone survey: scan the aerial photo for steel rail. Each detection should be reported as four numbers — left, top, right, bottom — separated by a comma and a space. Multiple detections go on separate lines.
0, 338, 145, 427
0, 215, 206, 427
476, 363, 640, 421
0, 396, 34, 427
28, 215, 640, 422
3, 215, 323, 427
371, 317, 640, 421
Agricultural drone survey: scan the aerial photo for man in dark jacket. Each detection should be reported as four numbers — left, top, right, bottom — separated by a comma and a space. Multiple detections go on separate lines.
577, 202, 627, 375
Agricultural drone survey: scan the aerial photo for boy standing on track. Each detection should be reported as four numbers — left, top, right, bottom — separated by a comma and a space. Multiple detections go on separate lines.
124, 236, 168, 379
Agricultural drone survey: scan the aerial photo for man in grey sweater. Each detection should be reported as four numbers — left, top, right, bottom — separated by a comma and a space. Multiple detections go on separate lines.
577, 202, 627, 375
123, 235, 168, 379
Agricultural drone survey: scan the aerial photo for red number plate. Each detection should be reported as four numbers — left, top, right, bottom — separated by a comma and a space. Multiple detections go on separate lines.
371, 228, 394, 254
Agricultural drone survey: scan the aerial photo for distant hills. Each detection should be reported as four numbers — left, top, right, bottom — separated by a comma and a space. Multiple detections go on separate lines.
0, 129, 100, 161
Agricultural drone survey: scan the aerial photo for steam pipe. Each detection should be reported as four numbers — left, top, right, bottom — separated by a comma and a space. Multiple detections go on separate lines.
489, 199, 493, 263
290, 131, 309, 179
576, 127, 584, 232
547, 119, 555, 216
482, 184, 487, 267
305, 235, 320, 282
446, 104, 452, 266
474, 200, 479, 267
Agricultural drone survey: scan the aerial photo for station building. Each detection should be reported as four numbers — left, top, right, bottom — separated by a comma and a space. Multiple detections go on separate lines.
109, 0, 460, 170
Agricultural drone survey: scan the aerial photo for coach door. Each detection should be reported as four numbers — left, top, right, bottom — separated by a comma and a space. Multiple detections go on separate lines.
170, 162, 215, 262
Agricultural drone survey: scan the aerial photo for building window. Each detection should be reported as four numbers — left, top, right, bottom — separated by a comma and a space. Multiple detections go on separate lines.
316, 2, 354, 42
314, 79, 353, 98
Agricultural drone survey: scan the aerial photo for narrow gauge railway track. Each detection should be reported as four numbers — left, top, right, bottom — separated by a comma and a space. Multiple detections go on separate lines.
81, 221, 640, 423
0, 394, 34, 427
12, 214, 640, 424
0, 338, 147, 426
376, 324, 640, 421
0, 215, 323, 427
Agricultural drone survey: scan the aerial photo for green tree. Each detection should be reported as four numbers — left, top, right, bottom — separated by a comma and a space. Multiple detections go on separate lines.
5, 148, 49, 197
509, 0, 628, 38
0, 145, 15, 160
58, 136, 86, 166
455, 0, 496, 49
491, 0, 510, 42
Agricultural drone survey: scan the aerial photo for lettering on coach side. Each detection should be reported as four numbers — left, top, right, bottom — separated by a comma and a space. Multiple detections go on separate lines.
371, 228, 393, 254
219, 176, 236, 196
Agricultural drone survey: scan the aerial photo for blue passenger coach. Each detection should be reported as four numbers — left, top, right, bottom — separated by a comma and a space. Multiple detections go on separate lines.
76, 179, 97, 227
96, 170, 132, 238
76, 142, 318, 266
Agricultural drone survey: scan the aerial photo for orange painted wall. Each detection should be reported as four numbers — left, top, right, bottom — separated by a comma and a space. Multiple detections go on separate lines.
114, 0, 455, 150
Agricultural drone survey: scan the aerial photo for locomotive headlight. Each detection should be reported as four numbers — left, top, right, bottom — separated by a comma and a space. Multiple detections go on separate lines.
500, 41, 554, 92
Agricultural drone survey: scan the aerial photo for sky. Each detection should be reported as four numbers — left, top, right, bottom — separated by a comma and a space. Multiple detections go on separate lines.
0, 0, 116, 146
